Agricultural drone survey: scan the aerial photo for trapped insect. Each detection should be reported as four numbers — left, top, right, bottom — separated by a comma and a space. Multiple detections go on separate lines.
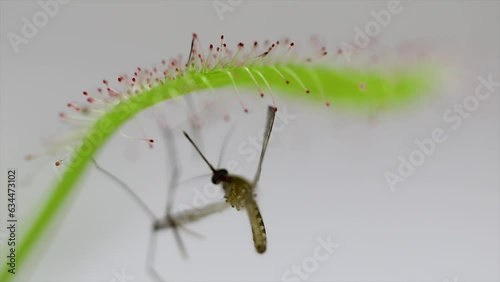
93, 105, 276, 280
93, 125, 230, 282
183, 105, 277, 254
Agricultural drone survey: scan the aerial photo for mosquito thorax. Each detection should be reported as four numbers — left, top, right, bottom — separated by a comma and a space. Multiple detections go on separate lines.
221, 175, 253, 211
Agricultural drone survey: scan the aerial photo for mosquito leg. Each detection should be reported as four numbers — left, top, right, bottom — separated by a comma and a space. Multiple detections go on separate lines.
91, 157, 156, 220
168, 215, 188, 259
145, 228, 165, 282
186, 36, 196, 67
161, 127, 180, 216
145, 202, 230, 281
252, 106, 277, 186
157, 122, 192, 259
217, 122, 237, 168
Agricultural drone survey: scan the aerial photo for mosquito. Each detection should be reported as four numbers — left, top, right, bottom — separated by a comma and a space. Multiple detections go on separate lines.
92, 126, 230, 282
183, 105, 276, 254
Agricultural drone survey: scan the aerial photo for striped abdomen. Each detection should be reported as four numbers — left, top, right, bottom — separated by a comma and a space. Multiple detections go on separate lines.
246, 198, 267, 253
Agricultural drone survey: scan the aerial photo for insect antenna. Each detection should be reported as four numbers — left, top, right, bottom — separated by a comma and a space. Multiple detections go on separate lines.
183, 131, 216, 173
252, 106, 277, 186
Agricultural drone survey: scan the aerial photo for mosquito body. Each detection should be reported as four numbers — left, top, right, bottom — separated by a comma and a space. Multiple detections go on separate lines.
92, 105, 276, 280
92, 126, 230, 282
183, 105, 276, 254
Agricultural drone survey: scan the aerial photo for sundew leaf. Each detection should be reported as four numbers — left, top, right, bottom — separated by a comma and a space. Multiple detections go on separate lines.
0, 35, 442, 281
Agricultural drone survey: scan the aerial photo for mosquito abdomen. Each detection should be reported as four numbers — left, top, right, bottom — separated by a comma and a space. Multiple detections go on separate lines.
246, 198, 267, 254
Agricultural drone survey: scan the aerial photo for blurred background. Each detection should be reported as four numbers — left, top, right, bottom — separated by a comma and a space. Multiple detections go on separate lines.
1, 1, 499, 281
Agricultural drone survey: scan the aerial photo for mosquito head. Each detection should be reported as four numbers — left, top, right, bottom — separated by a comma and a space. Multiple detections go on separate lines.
212, 169, 229, 184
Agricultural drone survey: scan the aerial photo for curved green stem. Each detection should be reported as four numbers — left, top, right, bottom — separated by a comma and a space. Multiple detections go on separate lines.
1, 63, 438, 281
